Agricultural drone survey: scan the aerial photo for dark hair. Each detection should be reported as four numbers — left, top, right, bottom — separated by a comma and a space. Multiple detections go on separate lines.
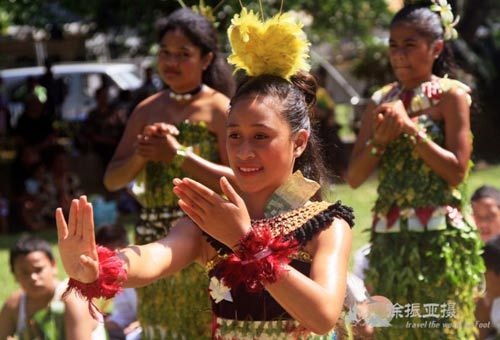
157, 8, 235, 97
95, 224, 129, 249
390, 3, 455, 77
9, 235, 54, 273
471, 185, 500, 206
482, 235, 500, 274
230, 72, 329, 186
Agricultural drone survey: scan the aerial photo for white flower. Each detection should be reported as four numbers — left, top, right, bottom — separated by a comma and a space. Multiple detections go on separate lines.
209, 277, 233, 304
434, 0, 454, 23
430, 0, 459, 40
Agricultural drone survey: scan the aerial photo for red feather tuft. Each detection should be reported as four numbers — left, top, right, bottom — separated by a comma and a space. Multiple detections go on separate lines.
217, 226, 299, 292
63, 246, 127, 318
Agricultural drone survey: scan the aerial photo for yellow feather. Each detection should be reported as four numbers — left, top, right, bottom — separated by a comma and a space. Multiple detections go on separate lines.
227, 8, 310, 80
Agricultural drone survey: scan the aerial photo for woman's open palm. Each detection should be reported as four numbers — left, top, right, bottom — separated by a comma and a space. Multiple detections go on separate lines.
173, 176, 251, 248
55, 196, 99, 283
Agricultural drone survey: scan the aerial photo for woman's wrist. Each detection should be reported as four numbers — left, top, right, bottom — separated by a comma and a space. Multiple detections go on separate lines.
65, 246, 127, 318
172, 145, 193, 166
228, 226, 252, 251
132, 151, 147, 165
216, 226, 299, 292
406, 126, 430, 145
365, 138, 386, 157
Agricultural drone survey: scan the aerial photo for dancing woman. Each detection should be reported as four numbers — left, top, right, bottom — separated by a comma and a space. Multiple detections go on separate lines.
57, 7, 354, 339
103, 8, 235, 338
346, 1, 484, 338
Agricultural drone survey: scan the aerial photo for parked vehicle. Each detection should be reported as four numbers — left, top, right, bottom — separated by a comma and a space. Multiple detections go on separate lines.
0, 63, 142, 123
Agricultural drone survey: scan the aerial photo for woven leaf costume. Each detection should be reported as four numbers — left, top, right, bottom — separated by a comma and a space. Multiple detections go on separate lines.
205, 201, 355, 339
366, 78, 484, 339
134, 121, 219, 339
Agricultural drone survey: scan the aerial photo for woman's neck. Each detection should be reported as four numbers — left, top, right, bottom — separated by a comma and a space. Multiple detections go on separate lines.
400, 74, 434, 90
169, 83, 203, 95
242, 191, 274, 220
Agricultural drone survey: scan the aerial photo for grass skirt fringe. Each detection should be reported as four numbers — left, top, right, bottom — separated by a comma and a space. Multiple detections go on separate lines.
137, 264, 211, 339
365, 219, 484, 340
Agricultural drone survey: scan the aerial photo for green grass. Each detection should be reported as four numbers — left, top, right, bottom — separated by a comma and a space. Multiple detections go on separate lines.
0, 230, 65, 303
2, 165, 500, 305
0, 222, 136, 305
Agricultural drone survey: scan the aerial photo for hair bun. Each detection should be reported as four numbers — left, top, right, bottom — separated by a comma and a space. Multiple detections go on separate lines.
290, 71, 318, 110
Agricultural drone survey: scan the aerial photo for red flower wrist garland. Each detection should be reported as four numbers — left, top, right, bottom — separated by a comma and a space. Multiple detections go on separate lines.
217, 225, 299, 292
64, 246, 127, 317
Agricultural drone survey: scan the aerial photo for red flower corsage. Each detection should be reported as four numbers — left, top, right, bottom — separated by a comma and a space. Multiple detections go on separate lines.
217, 226, 299, 292
63, 246, 127, 318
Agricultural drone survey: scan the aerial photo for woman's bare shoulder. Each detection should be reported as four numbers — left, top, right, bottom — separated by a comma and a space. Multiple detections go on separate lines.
128, 91, 170, 123
203, 86, 230, 112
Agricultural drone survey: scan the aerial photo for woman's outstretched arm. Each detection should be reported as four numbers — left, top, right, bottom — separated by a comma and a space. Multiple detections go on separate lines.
346, 101, 383, 188
173, 177, 352, 335
55, 196, 204, 288
104, 105, 148, 191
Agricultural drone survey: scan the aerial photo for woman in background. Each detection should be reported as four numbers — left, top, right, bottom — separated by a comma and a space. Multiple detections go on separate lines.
104, 8, 235, 338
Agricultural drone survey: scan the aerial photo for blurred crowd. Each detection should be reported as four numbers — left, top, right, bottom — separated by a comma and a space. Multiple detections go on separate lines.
0, 61, 348, 235
0, 61, 162, 234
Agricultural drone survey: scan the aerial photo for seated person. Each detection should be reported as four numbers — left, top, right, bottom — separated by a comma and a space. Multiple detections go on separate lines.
476, 235, 500, 339
0, 235, 106, 339
472, 185, 500, 242
14, 145, 82, 232
96, 224, 141, 340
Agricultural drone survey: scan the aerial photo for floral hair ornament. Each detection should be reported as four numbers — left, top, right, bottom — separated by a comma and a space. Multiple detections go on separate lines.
403, 0, 459, 40
227, 0, 311, 80
430, 0, 460, 40
430, 0, 459, 40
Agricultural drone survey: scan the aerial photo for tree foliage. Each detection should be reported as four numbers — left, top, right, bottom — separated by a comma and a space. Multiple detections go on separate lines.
1, 0, 498, 159
0, 0, 390, 41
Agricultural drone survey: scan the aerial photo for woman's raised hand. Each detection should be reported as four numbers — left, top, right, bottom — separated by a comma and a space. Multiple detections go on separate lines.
136, 123, 181, 163
55, 196, 99, 283
173, 176, 251, 249
142, 123, 179, 137
372, 100, 416, 145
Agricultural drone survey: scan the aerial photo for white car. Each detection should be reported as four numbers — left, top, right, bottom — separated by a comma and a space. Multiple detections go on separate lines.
0, 62, 142, 122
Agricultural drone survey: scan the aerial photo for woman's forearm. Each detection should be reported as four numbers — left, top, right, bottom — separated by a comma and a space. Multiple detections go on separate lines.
346, 101, 380, 188
118, 243, 174, 288
118, 221, 202, 288
104, 153, 146, 191
412, 137, 469, 187
346, 146, 380, 188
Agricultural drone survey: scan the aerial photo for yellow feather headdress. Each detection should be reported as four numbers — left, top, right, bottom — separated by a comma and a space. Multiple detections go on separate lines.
227, 8, 311, 80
